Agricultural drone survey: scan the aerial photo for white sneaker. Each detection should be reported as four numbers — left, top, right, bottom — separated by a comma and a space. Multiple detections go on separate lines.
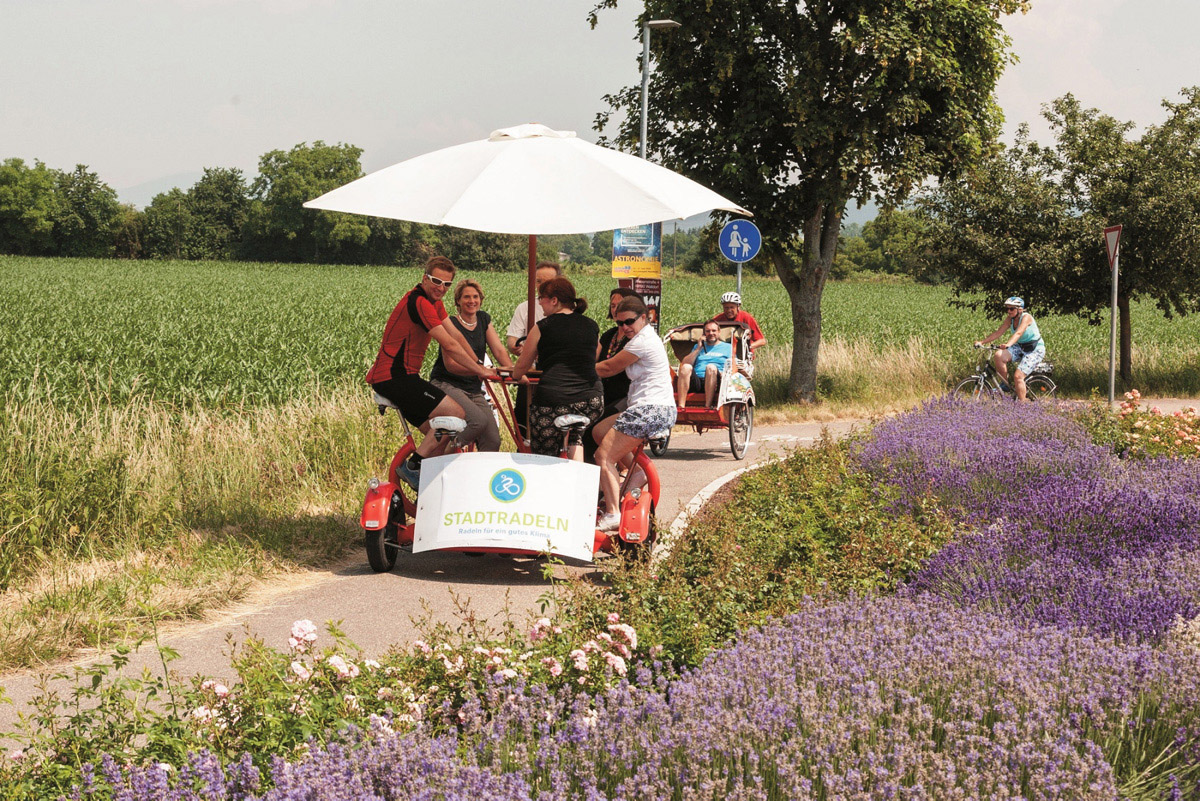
597, 512, 621, 532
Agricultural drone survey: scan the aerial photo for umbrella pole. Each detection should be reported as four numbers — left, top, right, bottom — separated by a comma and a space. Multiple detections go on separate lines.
527, 235, 537, 330
525, 234, 537, 443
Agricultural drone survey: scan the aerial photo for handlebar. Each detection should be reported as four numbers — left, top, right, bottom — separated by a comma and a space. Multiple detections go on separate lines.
489, 369, 541, 385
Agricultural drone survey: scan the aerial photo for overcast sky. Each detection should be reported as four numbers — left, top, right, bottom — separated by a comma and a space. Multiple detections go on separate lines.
2, 0, 1196, 209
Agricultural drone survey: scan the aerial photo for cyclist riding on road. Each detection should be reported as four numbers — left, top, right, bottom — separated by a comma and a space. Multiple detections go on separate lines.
974, 296, 1045, 402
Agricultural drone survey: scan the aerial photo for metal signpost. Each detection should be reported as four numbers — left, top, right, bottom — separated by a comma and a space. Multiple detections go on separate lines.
1104, 225, 1123, 405
718, 219, 762, 295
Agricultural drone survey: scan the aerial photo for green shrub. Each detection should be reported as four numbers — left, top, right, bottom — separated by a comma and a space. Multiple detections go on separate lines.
565, 434, 957, 666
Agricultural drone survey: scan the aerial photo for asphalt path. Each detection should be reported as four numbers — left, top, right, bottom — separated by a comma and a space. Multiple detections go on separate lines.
0, 417, 862, 735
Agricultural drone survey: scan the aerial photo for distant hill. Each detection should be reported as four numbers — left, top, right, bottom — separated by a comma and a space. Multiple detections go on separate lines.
116, 171, 203, 209
664, 201, 878, 234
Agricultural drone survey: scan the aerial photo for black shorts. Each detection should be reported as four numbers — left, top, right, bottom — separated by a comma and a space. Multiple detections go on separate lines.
688, 372, 706, 394
372, 374, 446, 427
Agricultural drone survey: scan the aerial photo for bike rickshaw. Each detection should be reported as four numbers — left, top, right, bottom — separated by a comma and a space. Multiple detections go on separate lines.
651, 321, 756, 460
303, 123, 751, 569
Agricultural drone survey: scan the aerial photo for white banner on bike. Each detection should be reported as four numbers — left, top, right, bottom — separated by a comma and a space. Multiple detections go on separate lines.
413, 452, 600, 562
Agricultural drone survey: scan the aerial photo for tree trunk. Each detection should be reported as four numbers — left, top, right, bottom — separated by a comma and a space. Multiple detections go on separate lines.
1118, 291, 1132, 384
770, 204, 842, 403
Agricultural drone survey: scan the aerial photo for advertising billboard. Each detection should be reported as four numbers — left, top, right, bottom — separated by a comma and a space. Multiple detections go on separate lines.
611, 222, 662, 279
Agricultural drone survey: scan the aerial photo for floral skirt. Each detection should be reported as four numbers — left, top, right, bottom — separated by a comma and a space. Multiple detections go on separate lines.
529, 396, 604, 457
614, 404, 676, 440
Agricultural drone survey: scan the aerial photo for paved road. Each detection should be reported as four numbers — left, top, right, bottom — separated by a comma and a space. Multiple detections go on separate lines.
0, 418, 862, 735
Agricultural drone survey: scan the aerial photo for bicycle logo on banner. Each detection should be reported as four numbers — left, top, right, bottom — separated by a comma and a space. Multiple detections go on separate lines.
489, 469, 526, 503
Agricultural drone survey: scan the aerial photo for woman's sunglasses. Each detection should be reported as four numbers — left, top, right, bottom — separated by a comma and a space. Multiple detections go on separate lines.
425, 273, 453, 288
616, 316, 640, 327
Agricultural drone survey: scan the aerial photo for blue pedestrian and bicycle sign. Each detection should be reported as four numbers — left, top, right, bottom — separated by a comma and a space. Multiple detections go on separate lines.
719, 219, 761, 263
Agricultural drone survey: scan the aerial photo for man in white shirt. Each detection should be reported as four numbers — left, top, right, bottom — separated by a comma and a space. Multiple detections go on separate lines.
506, 261, 562, 438
506, 262, 562, 356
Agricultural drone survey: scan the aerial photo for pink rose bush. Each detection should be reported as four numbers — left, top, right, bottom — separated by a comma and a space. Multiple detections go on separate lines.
167, 612, 652, 760
1113, 390, 1200, 458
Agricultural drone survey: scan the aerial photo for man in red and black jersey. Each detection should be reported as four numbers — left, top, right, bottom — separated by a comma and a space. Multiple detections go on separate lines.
368, 256, 498, 489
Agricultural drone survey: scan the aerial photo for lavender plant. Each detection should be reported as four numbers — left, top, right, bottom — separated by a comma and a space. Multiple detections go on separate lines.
74, 597, 1200, 800
854, 397, 1200, 641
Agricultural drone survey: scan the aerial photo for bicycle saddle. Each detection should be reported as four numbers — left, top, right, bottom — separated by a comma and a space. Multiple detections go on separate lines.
373, 392, 398, 412
428, 416, 467, 435
554, 414, 592, 430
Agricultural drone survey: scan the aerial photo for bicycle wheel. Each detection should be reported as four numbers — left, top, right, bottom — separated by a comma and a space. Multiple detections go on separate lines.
365, 490, 405, 573
726, 402, 753, 459
952, 378, 987, 400
1026, 375, 1057, 401
365, 524, 399, 573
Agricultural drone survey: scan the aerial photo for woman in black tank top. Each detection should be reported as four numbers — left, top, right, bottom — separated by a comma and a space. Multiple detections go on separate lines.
512, 278, 602, 459
430, 280, 513, 451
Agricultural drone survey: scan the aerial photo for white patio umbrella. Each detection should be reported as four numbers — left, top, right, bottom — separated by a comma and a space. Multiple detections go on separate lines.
305, 123, 750, 234
304, 123, 751, 325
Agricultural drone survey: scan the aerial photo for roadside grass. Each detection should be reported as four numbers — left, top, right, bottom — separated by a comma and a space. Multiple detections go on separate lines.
0, 386, 392, 668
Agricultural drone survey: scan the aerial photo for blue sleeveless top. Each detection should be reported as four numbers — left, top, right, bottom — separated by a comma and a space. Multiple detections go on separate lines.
1010, 312, 1041, 344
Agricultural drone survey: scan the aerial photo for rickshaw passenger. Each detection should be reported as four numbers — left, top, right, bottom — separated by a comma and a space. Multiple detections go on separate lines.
506, 262, 563, 440
676, 320, 732, 409
712, 291, 766, 352
367, 256, 498, 490
511, 277, 602, 461
429, 279, 513, 451
593, 297, 677, 531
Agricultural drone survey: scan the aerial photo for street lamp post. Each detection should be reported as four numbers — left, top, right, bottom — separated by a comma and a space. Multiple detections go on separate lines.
640, 19, 680, 159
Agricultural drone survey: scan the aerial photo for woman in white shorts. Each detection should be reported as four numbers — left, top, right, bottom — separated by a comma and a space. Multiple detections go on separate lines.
593, 297, 676, 531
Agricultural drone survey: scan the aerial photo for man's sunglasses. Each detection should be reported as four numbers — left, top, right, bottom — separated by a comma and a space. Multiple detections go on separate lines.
425, 273, 453, 288
616, 316, 640, 327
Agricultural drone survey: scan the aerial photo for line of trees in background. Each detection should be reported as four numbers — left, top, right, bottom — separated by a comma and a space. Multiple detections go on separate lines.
0, 142, 787, 278
0, 139, 916, 282
0, 143, 528, 271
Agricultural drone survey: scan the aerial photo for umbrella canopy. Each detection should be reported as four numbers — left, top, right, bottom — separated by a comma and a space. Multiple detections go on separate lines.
303, 123, 750, 234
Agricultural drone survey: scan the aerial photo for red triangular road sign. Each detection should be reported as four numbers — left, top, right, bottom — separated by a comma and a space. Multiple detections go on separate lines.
1104, 225, 1122, 271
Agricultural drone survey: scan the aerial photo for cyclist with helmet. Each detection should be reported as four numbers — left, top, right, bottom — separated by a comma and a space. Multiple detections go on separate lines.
974, 296, 1046, 401
711, 291, 766, 352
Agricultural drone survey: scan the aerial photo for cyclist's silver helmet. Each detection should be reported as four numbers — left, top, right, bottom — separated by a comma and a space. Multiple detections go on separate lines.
1004, 296, 1025, 309
721, 291, 742, 305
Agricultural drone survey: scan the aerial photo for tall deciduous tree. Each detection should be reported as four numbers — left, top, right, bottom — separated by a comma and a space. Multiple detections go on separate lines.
920, 89, 1200, 382
188, 167, 250, 260
0, 158, 63, 255
243, 141, 371, 263
112, 204, 145, 260
143, 188, 193, 259
591, 0, 1025, 401
436, 226, 526, 272
52, 165, 123, 258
